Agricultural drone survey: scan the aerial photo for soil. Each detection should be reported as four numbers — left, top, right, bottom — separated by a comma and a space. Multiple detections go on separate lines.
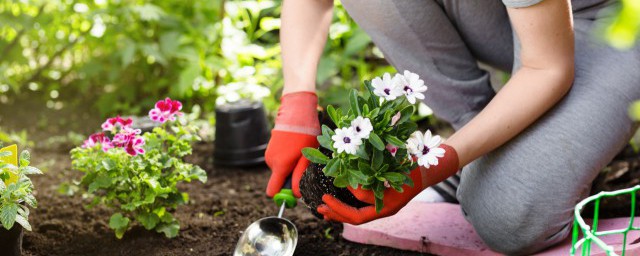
299, 161, 369, 219
20, 143, 426, 256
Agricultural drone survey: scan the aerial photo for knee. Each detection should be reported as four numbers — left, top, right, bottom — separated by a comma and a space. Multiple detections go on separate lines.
458, 188, 565, 255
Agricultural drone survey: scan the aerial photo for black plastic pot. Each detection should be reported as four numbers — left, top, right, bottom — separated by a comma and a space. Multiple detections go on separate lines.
300, 150, 369, 219
213, 100, 270, 167
0, 224, 23, 256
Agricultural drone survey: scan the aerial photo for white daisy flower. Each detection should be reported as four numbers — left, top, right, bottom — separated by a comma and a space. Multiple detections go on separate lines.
350, 116, 373, 139
332, 127, 362, 155
396, 70, 427, 104
372, 73, 403, 101
406, 130, 445, 168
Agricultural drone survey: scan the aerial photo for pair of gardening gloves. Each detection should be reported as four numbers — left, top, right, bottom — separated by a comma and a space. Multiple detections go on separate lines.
265, 92, 460, 225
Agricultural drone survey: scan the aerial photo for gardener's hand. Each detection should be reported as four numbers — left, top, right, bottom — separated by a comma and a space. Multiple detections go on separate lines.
317, 144, 459, 225
265, 91, 320, 198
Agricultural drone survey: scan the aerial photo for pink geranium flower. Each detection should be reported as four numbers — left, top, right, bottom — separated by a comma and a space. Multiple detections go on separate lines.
101, 116, 133, 132
82, 132, 113, 152
125, 136, 145, 156
149, 97, 183, 123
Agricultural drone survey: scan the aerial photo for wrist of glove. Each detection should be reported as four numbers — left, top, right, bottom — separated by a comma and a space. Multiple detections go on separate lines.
265, 91, 321, 198
317, 144, 459, 225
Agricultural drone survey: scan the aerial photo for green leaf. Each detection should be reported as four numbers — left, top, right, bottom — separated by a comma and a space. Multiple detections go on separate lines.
397, 105, 415, 124
301, 148, 329, 165
355, 144, 369, 160
358, 161, 375, 176
333, 175, 348, 188
14, 215, 31, 231
137, 212, 160, 230
362, 104, 370, 116
375, 197, 384, 213
0, 203, 18, 230
349, 90, 361, 116
102, 159, 116, 171
344, 28, 371, 56
369, 133, 385, 151
349, 169, 369, 183
22, 166, 42, 175
347, 172, 359, 189
157, 222, 180, 238
372, 149, 383, 171
318, 134, 333, 151
383, 172, 406, 183
326, 105, 340, 126
384, 135, 405, 148
109, 213, 130, 230
88, 174, 113, 193
323, 158, 340, 177
188, 166, 208, 183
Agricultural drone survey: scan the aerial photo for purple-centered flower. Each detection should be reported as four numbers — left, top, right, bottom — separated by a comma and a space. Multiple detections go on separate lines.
331, 127, 362, 155
372, 73, 403, 101
395, 70, 427, 104
350, 116, 373, 139
406, 130, 445, 168
149, 97, 183, 123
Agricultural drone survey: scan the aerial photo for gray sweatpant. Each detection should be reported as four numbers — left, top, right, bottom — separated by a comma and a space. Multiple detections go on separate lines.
340, 0, 640, 255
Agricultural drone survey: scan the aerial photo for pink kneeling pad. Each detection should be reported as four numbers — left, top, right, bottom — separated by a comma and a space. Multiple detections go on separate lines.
342, 202, 640, 256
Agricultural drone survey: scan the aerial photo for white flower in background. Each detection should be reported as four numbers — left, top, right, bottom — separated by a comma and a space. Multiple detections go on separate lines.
216, 82, 271, 106
406, 130, 445, 168
332, 127, 362, 155
395, 70, 427, 104
350, 116, 373, 139
372, 73, 403, 101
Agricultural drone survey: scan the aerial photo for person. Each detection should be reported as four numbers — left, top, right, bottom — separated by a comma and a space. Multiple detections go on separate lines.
264, 0, 640, 254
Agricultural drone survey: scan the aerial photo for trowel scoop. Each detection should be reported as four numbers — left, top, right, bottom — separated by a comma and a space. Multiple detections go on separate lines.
234, 178, 298, 256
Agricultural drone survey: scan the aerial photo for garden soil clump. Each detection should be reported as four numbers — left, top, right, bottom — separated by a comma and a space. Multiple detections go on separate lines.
20, 143, 424, 256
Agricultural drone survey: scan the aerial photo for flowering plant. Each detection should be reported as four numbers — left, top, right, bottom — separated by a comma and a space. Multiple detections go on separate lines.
70, 98, 207, 239
302, 71, 443, 212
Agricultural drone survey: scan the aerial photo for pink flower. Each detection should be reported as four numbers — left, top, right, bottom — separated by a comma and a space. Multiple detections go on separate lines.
82, 132, 113, 152
391, 112, 401, 126
125, 136, 145, 156
149, 97, 183, 123
111, 133, 132, 147
101, 116, 133, 132
101, 141, 114, 152
386, 144, 398, 157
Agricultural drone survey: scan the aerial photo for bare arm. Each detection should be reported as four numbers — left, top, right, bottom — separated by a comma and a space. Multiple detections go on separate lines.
280, 0, 334, 95
446, 0, 575, 167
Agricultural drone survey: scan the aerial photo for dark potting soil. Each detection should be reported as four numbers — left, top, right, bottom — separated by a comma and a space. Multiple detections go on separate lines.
299, 162, 369, 219
20, 143, 427, 256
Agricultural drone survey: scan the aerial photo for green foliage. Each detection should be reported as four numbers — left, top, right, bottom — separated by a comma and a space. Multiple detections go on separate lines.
604, 0, 640, 49
302, 82, 418, 213
70, 119, 207, 239
0, 0, 392, 123
0, 149, 42, 231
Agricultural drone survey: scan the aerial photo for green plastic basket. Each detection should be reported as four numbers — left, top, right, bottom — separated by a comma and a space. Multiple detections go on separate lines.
571, 185, 640, 256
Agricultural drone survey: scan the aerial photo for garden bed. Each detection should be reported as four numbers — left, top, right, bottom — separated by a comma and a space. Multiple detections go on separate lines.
21, 143, 424, 256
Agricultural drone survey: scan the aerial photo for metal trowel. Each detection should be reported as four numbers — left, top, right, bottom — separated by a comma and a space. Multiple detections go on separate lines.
234, 177, 298, 256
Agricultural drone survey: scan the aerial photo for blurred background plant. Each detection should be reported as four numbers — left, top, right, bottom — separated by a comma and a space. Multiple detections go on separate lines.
0, 0, 637, 141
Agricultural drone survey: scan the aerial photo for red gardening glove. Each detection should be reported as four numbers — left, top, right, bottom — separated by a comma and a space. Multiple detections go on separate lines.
317, 144, 459, 225
265, 91, 320, 198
